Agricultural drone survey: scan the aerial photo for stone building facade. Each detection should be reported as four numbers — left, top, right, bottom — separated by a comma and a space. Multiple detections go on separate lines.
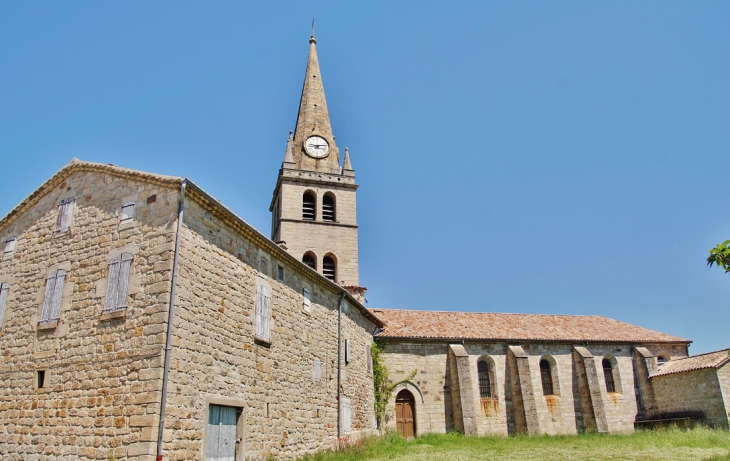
0, 160, 380, 460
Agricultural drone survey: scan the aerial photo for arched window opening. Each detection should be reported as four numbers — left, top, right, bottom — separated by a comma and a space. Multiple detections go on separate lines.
322, 256, 336, 282
603, 358, 616, 393
322, 194, 335, 222
657, 355, 669, 365
302, 192, 315, 220
540, 359, 554, 395
303, 253, 316, 270
477, 360, 493, 399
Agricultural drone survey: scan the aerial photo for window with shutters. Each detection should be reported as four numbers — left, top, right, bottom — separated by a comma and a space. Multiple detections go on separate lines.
0, 282, 9, 328
40, 269, 66, 324
478, 359, 493, 399
342, 399, 352, 435
3, 237, 16, 259
302, 192, 315, 220
303, 252, 316, 270
322, 193, 335, 222
255, 285, 271, 342
344, 339, 351, 364
121, 202, 135, 222
367, 344, 373, 375
322, 255, 336, 282
104, 253, 133, 313
314, 359, 322, 382
302, 287, 311, 313
603, 358, 616, 393
540, 359, 554, 396
55, 197, 75, 233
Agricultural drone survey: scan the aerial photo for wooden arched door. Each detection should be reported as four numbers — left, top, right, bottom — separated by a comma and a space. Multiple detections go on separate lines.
395, 389, 416, 438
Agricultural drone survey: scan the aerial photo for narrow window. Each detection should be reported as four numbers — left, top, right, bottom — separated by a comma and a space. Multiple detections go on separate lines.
314, 359, 322, 382
255, 285, 271, 342
0, 282, 9, 327
277, 265, 284, 281
344, 339, 351, 364
36, 370, 46, 389
121, 202, 135, 221
104, 253, 133, 313
322, 194, 335, 222
540, 359, 554, 395
3, 238, 16, 259
302, 287, 311, 313
303, 253, 316, 270
603, 358, 616, 393
657, 355, 669, 365
55, 197, 75, 233
322, 256, 336, 282
40, 269, 66, 323
478, 360, 492, 399
302, 193, 315, 220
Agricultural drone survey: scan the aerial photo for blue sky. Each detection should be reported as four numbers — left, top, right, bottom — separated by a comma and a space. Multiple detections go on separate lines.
1, 2, 728, 354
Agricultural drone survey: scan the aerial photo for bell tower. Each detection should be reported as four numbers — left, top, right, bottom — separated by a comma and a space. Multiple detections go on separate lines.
270, 34, 364, 300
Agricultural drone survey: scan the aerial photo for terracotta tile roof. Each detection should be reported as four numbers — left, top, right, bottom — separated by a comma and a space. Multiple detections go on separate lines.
370, 308, 689, 344
652, 349, 730, 378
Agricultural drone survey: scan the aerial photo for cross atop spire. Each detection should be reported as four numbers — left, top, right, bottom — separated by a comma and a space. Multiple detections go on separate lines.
291, 32, 340, 173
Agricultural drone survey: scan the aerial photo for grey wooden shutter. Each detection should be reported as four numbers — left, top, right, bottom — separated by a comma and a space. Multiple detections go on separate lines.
345, 339, 350, 364
121, 202, 135, 221
343, 400, 351, 435
40, 272, 58, 322
3, 238, 16, 257
261, 286, 270, 341
56, 198, 74, 232
314, 359, 321, 382
49, 269, 65, 321
115, 253, 133, 309
367, 345, 372, 375
0, 282, 9, 327
104, 255, 121, 312
255, 286, 263, 339
303, 287, 311, 312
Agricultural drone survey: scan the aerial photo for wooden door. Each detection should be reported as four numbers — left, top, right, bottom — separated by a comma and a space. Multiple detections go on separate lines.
206, 404, 239, 461
395, 390, 415, 438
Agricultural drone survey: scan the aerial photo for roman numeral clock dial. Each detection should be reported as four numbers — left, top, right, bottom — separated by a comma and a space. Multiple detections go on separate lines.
304, 135, 330, 158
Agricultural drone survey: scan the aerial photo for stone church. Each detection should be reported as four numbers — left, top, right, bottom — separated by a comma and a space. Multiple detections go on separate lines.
0, 34, 728, 461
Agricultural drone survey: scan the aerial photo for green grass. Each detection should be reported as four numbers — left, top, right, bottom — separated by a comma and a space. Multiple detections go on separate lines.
302, 427, 730, 461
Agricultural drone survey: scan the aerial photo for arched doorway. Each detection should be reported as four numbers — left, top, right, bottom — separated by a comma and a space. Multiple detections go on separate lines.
395, 389, 416, 438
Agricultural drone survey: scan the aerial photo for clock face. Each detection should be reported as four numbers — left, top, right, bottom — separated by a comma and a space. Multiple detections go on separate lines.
304, 136, 330, 158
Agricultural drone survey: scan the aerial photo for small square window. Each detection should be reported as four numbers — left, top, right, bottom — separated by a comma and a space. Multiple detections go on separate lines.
3, 237, 16, 259
37, 370, 46, 389
277, 265, 284, 281
121, 202, 135, 221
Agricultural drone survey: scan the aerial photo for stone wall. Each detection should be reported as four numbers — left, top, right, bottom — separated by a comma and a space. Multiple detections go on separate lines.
0, 169, 179, 460
380, 340, 686, 436
651, 365, 729, 428
156, 193, 376, 460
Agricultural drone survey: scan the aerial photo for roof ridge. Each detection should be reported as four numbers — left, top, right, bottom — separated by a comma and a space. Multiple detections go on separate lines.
369, 307, 605, 318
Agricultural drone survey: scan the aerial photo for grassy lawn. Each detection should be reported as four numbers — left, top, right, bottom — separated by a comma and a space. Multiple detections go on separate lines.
302, 427, 730, 461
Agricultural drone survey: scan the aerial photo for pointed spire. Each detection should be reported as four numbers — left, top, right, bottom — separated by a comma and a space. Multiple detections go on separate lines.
342, 147, 355, 177
282, 130, 295, 168
291, 33, 340, 173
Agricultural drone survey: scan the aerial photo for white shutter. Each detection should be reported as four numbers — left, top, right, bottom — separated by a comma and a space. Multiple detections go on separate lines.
345, 339, 350, 364
40, 272, 57, 322
104, 255, 121, 312
49, 269, 65, 321
367, 345, 372, 375
314, 359, 321, 382
121, 202, 135, 221
255, 286, 263, 339
303, 287, 311, 313
116, 253, 133, 309
56, 198, 74, 232
3, 238, 16, 258
261, 286, 270, 341
0, 282, 9, 327
343, 400, 351, 435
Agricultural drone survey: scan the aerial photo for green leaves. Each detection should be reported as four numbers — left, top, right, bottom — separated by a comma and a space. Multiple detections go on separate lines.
707, 240, 730, 274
